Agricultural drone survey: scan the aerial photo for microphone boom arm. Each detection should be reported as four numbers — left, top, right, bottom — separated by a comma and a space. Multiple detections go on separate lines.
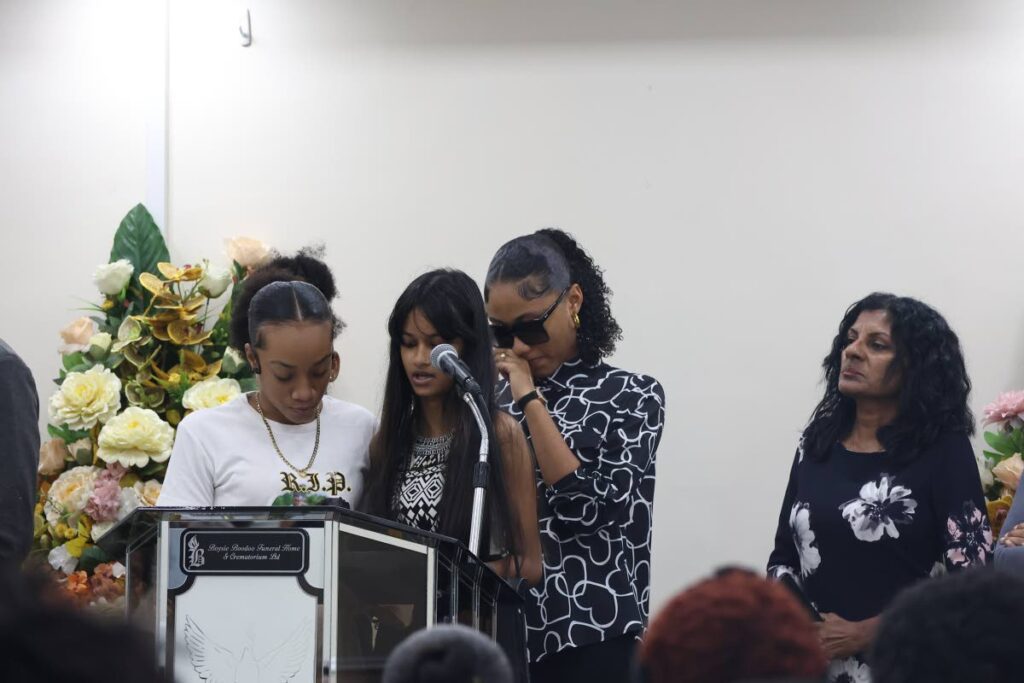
463, 391, 490, 558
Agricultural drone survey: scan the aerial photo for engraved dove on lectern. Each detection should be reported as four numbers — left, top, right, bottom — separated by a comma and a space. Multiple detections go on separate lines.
184, 615, 312, 683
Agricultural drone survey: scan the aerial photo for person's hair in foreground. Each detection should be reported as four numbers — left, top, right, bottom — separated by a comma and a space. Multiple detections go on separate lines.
382, 623, 513, 683
0, 564, 166, 683
635, 567, 827, 683
870, 568, 1024, 683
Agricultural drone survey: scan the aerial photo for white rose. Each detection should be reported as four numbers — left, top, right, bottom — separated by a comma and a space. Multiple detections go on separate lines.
993, 453, 1024, 492
96, 407, 175, 468
44, 465, 101, 527
93, 259, 134, 296
39, 438, 70, 476
222, 347, 247, 375
91, 520, 115, 541
119, 486, 143, 518
134, 479, 163, 507
59, 317, 99, 354
225, 236, 271, 268
199, 264, 232, 298
49, 366, 122, 430
183, 377, 241, 411
88, 332, 113, 356
47, 544, 79, 575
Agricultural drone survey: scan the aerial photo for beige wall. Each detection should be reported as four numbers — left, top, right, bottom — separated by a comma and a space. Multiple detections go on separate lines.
4, 0, 1024, 612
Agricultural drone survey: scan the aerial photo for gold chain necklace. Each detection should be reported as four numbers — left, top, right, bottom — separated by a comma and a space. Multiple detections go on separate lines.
253, 394, 321, 475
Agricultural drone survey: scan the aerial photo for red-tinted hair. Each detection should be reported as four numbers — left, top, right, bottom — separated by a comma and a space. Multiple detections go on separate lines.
639, 569, 827, 683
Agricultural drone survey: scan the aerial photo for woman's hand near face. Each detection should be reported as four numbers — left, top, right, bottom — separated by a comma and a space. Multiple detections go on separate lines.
494, 348, 536, 402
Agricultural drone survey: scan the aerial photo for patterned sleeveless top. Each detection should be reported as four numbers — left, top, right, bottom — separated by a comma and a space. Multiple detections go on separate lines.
390, 432, 453, 532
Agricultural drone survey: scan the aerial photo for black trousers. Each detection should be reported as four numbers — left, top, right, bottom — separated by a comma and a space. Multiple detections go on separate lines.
529, 634, 639, 683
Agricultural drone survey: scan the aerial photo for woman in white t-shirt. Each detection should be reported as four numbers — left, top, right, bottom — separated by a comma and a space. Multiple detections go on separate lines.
158, 252, 375, 508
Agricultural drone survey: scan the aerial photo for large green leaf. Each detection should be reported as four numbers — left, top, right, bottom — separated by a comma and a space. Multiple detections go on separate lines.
984, 430, 1017, 456
109, 204, 170, 288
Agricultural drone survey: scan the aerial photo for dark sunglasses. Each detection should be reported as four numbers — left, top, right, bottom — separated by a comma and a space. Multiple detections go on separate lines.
490, 287, 569, 349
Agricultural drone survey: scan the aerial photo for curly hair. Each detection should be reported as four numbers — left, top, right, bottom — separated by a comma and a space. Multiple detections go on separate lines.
871, 568, 1024, 683
802, 293, 973, 464
229, 247, 344, 349
637, 567, 827, 683
484, 228, 622, 365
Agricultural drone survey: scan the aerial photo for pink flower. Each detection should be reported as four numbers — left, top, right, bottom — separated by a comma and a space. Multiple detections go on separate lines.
84, 464, 127, 522
983, 390, 1024, 428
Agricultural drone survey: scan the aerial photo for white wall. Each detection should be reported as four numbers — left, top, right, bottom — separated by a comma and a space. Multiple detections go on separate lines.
0, 0, 151, 422
4, 0, 1024, 613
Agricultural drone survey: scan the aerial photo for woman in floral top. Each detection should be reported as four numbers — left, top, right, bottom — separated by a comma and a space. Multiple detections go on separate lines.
768, 293, 993, 683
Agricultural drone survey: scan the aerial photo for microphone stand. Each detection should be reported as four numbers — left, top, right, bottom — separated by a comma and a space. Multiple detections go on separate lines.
462, 391, 490, 558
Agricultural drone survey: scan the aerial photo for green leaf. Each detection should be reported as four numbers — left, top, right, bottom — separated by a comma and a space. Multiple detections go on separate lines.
238, 377, 258, 393
984, 430, 1017, 455
62, 352, 85, 371
78, 545, 111, 573
139, 460, 167, 477
108, 204, 170, 289
46, 424, 90, 443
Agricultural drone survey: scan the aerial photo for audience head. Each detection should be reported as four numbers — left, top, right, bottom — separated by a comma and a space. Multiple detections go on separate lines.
229, 248, 342, 424
871, 568, 1024, 683
485, 228, 620, 377
802, 292, 973, 463
0, 565, 166, 683
382, 623, 513, 683
636, 567, 827, 683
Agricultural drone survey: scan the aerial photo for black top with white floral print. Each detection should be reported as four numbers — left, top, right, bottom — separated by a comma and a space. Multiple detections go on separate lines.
498, 358, 665, 663
768, 431, 993, 683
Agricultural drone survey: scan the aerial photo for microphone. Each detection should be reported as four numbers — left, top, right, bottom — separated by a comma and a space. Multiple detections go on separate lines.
430, 344, 483, 398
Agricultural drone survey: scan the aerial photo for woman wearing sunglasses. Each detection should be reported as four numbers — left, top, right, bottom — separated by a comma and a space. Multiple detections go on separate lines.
485, 229, 666, 683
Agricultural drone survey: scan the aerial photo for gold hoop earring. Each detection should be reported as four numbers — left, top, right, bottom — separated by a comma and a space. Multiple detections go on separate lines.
572, 311, 581, 329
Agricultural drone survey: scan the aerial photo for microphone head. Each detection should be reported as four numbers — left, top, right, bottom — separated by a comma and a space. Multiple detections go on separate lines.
430, 343, 458, 371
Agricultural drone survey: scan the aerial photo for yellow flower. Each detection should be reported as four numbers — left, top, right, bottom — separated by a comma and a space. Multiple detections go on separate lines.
48, 366, 122, 430
988, 494, 1015, 538
97, 407, 174, 468
44, 466, 101, 528
183, 377, 241, 411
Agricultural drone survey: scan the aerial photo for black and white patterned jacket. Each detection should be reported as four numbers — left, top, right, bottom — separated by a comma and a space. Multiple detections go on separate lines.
498, 358, 666, 662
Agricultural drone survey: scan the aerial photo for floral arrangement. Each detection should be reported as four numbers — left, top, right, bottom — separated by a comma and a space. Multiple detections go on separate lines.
979, 391, 1024, 537
33, 204, 271, 607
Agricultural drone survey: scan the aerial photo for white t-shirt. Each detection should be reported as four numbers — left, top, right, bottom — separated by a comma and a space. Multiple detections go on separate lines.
158, 394, 375, 508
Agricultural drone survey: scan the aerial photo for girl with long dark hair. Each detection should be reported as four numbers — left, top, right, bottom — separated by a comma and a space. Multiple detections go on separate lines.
767, 293, 993, 682
484, 229, 666, 683
361, 269, 541, 584
159, 251, 375, 507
